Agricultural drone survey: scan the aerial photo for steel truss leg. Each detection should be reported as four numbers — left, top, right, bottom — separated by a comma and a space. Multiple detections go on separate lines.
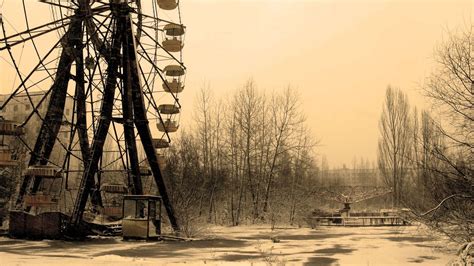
15, 15, 84, 207
123, 15, 180, 232
122, 13, 143, 195
74, 31, 101, 207
65, 3, 179, 234
68, 16, 123, 229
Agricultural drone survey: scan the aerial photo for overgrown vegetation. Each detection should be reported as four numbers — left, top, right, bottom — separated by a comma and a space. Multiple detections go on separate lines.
163, 25, 472, 243
377, 26, 473, 243
162, 81, 319, 229
161, 80, 393, 232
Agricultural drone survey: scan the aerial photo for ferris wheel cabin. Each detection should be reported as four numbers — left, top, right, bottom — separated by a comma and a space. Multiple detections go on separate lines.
0, 145, 17, 167
152, 138, 171, 149
0, 118, 25, 136
25, 165, 62, 178
162, 23, 185, 53
157, 104, 180, 132
158, 104, 180, 115
157, 119, 179, 133
10, 166, 64, 239
162, 65, 185, 93
100, 184, 129, 219
157, 0, 178, 10
22, 166, 63, 209
0, 119, 24, 166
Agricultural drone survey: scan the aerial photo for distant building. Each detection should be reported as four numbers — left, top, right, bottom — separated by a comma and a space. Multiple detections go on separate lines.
319, 168, 384, 187
0, 91, 80, 186
0, 91, 73, 143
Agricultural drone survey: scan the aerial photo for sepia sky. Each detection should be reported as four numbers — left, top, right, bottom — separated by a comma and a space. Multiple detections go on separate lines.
0, 0, 472, 168
180, 0, 472, 167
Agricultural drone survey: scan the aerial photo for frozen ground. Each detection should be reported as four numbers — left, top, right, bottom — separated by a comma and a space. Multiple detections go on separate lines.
0, 225, 458, 265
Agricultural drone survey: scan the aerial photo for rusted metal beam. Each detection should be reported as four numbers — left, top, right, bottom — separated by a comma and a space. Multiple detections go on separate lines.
15, 15, 84, 208
122, 10, 143, 195
124, 14, 180, 232
68, 13, 123, 230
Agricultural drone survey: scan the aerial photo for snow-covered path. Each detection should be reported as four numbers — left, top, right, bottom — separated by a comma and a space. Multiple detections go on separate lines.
0, 225, 457, 265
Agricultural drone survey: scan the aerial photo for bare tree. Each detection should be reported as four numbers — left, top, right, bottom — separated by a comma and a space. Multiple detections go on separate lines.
235, 79, 263, 222
224, 100, 242, 225
163, 130, 206, 235
194, 84, 213, 217
377, 86, 412, 207
163, 79, 318, 227
288, 126, 315, 225
425, 26, 473, 149
407, 25, 474, 242
263, 86, 305, 213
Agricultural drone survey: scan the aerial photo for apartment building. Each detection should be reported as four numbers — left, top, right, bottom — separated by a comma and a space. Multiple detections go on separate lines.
0, 91, 80, 183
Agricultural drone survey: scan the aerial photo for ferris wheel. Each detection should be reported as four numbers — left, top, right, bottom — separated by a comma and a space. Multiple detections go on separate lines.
0, 0, 185, 233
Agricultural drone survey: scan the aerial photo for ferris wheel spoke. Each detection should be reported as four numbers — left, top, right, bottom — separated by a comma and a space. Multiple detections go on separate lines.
84, 49, 108, 98
19, 90, 52, 129
28, 14, 85, 166
0, 16, 72, 50
138, 58, 158, 93
85, 14, 113, 60
20, 2, 62, 90
39, 0, 76, 10
69, 17, 124, 228
0, 13, 72, 42
137, 22, 161, 32
84, 47, 107, 104
130, 8, 178, 26
23, 75, 54, 91
0, 35, 62, 114
101, 146, 127, 170
138, 64, 162, 114
138, 49, 159, 83
111, 121, 129, 174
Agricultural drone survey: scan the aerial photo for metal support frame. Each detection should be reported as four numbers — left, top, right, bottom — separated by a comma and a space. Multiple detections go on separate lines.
15, 14, 84, 207
122, 11, 143, 195
68, 12, 123, 229
123, 15, 179, 232
69, 3, 179, 233
8, 1, 180, 235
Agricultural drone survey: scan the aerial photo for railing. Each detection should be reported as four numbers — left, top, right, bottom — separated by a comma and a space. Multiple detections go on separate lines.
309, 216, 409, 227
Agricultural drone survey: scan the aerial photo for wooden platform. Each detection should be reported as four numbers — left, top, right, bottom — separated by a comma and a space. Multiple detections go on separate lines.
309, 216, 409, 228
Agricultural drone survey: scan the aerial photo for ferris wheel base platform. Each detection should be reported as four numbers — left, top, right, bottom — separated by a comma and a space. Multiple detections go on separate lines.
8, 211, 69, 239
8, 210, 131, 240
8, 211, 95, 240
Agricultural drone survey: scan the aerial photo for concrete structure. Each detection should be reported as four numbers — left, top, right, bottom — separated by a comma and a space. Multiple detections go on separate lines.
0, 91, 72, 143
0, 91, 81, 200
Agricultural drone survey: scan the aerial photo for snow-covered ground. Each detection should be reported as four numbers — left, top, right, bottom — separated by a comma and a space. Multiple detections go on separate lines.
0, 225, 458, 265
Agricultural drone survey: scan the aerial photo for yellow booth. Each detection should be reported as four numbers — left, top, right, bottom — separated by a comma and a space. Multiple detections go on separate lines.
122, 195, 162, 240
